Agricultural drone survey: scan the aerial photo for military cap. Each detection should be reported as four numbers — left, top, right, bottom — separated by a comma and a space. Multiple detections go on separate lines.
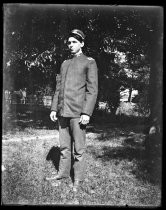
71, 29, 85, 40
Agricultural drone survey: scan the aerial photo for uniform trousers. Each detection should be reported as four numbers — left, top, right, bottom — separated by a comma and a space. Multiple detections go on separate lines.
58, 116, 86, 181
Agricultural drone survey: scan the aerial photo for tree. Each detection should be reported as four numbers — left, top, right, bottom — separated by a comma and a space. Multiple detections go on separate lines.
4, 5, 162, 118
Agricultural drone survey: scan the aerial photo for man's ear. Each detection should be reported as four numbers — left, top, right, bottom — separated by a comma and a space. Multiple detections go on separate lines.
81, 41, 84, 48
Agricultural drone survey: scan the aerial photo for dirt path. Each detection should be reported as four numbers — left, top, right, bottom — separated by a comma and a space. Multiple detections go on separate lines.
2, 129, 161, 206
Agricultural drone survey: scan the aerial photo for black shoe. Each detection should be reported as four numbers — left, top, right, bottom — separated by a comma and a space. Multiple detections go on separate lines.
45, 174, 66, 181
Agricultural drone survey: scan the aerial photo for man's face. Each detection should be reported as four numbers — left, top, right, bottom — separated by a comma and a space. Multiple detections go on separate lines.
67, 37, 84, 54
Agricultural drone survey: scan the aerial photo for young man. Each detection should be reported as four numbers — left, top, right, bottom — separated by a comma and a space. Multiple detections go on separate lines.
46, 29, 98, 191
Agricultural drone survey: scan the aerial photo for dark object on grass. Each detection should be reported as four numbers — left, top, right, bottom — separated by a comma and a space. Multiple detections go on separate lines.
144, 117, 162, 184
144, 117, 162, 158
46, 146, 60, 171
46, 145, 75, 182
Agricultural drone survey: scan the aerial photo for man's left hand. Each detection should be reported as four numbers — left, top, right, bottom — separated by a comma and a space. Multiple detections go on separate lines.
79, 115, 90, 125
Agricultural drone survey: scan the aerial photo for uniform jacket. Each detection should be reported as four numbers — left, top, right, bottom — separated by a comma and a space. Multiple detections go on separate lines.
51, 53, 98, 117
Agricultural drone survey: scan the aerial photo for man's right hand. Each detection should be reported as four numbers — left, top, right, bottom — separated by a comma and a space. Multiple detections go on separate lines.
50, 111, 58, 122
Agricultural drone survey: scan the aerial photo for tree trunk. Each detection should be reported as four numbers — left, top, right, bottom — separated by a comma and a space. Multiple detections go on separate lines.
128, 87, 132, 102
128, 75, 133, 103
145, 11, 163, 182
148, 11, 163, 125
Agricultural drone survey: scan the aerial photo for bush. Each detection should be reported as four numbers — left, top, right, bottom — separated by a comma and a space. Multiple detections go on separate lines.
35, 85, 54, 97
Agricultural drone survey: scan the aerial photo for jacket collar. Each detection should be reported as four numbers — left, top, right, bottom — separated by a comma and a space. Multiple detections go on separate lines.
66, 52, 84, 60
74, 51, 83, 57
71, 52, 83, 59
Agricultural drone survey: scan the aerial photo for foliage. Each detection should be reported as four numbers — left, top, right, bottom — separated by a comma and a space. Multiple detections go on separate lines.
4, 5, 163, 115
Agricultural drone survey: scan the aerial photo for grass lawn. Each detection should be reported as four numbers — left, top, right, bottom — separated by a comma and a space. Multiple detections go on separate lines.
2, 122, 161, 206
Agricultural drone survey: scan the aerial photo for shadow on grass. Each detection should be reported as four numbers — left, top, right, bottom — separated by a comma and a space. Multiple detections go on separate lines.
3, 104, 59, 132
46, 146, 60, 171
3, 105, 149, 132
87, 143, 144, 163
87, 134, 162, 186
92, 110, 149, 126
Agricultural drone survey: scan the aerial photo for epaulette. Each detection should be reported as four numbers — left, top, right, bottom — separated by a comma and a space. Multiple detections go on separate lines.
87, 57, 94, 61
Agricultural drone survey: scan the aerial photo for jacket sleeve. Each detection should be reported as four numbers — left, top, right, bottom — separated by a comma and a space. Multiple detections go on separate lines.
51, 72, 61, 112
82, 59, 98, 116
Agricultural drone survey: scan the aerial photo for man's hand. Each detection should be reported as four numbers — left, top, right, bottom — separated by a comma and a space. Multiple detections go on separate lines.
79, 114, 90, 125
50, 111, 58, 122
